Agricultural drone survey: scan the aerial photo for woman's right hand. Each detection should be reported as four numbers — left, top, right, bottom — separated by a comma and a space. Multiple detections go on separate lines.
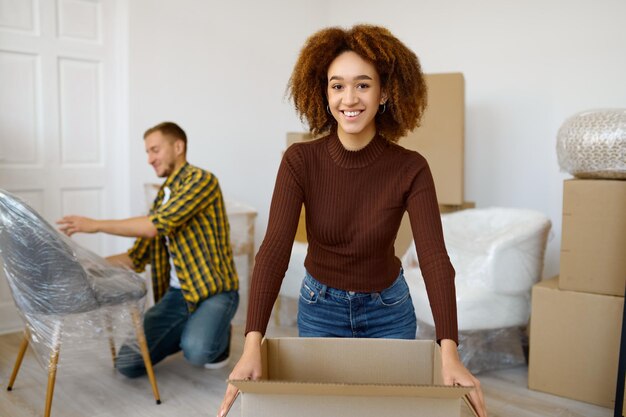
217, 331, 263, 417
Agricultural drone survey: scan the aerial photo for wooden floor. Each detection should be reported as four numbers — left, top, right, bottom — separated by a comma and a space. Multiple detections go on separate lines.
0, 324, 613, 417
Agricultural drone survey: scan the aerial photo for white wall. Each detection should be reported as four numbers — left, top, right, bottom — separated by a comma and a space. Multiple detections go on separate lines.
128, 0, 626, 279
127, 0, 325, 251
324, 0, 626, 278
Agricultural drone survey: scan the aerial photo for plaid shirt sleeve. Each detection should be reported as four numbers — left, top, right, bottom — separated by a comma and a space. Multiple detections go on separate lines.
148, 169, 220, 236
127, 236, 151, 272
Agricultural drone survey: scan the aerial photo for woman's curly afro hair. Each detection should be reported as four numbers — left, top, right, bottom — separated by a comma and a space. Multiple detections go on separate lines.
287, 24, 427, 142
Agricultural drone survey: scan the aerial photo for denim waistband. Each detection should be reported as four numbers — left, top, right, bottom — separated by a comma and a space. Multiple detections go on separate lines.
303, 268, 404, 300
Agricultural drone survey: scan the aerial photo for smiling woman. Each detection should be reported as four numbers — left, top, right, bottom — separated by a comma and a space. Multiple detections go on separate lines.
218, 24, 488, 417
287, 25, 427, 143
326, 51, 386, 149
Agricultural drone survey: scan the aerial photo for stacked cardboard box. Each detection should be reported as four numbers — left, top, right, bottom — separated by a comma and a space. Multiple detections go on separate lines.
559, 180, 626, 296
528, 179, 626, 408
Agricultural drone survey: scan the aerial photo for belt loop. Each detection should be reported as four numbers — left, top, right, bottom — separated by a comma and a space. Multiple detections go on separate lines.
319, 284, 327, 299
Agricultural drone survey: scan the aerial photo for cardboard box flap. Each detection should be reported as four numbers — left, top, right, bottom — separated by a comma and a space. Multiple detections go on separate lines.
230, 379, 472, 399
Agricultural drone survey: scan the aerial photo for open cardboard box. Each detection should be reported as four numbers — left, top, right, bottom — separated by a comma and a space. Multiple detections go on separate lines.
228, 338, 477, 417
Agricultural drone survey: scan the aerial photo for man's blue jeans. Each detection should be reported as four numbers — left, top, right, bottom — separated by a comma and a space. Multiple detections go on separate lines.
297, 269, 417, 339
116, 288, 239, 378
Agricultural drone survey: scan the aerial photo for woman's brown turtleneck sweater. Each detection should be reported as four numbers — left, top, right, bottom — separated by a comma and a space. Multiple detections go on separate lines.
246, 133, 458, 344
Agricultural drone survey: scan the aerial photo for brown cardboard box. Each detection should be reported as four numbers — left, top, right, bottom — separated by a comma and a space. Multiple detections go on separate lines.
440, 201, 476, 214
230, 338, 475, 417
528, 277, 624, 408
286, 131, 317, 147
398, 73, 465, 205
560, 179, 626, 297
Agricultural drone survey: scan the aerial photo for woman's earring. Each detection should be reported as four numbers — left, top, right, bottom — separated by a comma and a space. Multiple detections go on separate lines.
326, 104, 331, 115
378, 102, 387, 115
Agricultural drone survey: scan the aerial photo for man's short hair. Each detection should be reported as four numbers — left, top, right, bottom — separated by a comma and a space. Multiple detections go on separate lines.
144, 122, 187, 152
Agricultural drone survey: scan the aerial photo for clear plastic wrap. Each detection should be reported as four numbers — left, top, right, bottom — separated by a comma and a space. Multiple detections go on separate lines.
415, 319, 527, 374
557, 108, 626, 179
0, 189, 148, 373
402, 207, 551, 331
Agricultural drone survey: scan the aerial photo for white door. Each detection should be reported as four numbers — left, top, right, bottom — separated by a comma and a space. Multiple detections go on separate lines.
0, 0, 129, 334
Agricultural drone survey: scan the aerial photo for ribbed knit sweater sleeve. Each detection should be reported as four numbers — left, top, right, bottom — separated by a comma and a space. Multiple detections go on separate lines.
245, 145, 304, 335
406, 160, 458, 344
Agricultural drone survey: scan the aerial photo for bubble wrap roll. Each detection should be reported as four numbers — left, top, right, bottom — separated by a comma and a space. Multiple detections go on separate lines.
557, 109, 626, 179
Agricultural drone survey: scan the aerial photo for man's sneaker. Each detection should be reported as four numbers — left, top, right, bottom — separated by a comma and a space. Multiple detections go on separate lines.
203, 350, 229, 370
204, 325, 231, 370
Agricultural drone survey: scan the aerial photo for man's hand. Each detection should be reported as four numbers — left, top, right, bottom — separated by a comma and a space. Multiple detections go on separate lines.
57, 215, 99, 236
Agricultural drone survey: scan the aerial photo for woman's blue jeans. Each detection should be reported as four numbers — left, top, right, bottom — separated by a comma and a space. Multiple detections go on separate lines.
297, 269, 417, 339
116, 288, 238, 378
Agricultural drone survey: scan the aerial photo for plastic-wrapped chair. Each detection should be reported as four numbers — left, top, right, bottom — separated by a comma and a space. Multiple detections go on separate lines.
402, 207, 551, 373
0, 190, 161, 417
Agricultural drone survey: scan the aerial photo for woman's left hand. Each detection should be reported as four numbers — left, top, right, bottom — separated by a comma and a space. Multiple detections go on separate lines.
440, 339, 488, 417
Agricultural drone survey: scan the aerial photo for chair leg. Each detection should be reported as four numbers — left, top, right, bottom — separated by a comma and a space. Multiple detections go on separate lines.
131, 307, 161, 404
108, 337, 117, 367
104, 313, 117, 367
44, 342, 61, 417
7, 332, 29, 391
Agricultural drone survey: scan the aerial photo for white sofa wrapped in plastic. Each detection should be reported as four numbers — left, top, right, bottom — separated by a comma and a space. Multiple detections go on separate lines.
402, 207, 551, 372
